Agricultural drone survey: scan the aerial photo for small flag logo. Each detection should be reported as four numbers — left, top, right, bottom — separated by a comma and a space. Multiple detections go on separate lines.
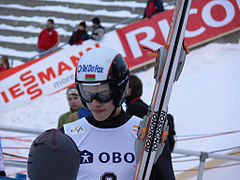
85, 74, 96, 81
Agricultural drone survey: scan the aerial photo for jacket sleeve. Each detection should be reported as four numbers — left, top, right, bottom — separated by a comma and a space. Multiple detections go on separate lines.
52, 30, 59, 47
68, 31, 75, 45
155, 0, 164, 12
150, 139, 175, 180
57, 115, 64, 129
67, 112, 79, 123
91, 28, 104, 41
167, 114, 176, 153
126, 102, 148, 119
37, 30, 43, 48
82, 31, 89, 41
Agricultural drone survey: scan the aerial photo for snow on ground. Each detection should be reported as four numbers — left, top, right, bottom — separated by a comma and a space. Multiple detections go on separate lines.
0, 4, 139, 18
1, 42, 240, 178
0, 35, 38, 45
136, 42, 240, 177
0, 15, 123, 28
0, 24, 72, 36
187, 160, 240, 180
39, 0, 174, 10
39, 0, 146, 8
0, 47, 37, 58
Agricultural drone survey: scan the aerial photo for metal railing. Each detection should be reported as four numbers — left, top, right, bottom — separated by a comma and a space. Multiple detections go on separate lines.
3, 148, 240, 179
174, 148, 240, 180
0, 124, 44, 135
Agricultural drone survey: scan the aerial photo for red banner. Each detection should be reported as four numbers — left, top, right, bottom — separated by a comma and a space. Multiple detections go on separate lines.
1, 0, 240, 113
117, 0, 240, 68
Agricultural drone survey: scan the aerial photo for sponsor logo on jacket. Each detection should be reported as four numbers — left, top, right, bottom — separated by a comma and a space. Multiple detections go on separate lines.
80, 150, 135, 164
71, 125, 85, 135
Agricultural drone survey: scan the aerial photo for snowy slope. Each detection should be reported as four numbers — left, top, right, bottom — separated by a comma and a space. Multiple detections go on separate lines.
1, 42, 240, 178
137, 42, 240, 178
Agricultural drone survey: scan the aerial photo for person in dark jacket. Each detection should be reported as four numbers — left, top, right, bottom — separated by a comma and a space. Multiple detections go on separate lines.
126, 74, 175, 180
125, 75, 148, 118
0, 56, 10, 72
68, 21, 89, 45
143, 0, 164, 18
37, 19, 59, 54
90, 17, 105, 41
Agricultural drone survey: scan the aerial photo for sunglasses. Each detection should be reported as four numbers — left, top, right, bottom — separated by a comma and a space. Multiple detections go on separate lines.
78, 83, 113, 103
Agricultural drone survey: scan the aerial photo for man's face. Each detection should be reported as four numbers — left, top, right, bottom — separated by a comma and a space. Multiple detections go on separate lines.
78, 25, 84, 31
87, 99, 115, 121
46, 21, 53, 29
82, 84, 115, 121
92, 22, 97, 27
67, 94, 82, 110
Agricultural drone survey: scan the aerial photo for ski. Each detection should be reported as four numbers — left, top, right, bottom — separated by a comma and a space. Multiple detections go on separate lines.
134, 0, 192, 179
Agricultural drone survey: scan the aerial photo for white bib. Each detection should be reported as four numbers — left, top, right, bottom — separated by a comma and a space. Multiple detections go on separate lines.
64, 116, 141, 180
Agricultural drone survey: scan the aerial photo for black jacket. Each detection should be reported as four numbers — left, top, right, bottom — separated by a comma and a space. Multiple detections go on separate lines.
68, 30, 89, 45
126, 96, 148, 119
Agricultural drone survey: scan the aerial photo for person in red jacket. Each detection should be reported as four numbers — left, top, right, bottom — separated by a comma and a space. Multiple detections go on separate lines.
37, 19, 59, 56
0, 56, 10, 72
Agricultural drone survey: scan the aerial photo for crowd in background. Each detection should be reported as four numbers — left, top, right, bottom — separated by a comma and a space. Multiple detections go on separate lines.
37, 17, 105, 57
0, 0, 165, 73
36, 0, 163, 57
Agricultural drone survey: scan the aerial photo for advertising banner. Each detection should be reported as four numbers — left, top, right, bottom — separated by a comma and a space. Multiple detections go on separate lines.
117, 0, 240, 68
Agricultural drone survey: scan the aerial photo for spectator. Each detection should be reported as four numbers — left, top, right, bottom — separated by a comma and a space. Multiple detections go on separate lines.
90, 17, 105, 41
57, 87, 84, 129
27, 129, 80, 180
68, 21, 89, 45
125, 74, 148, 118
125, 74, 175, 180
37, 19, 59, 56
0, 56, 10, 72
143, 0, 164, 18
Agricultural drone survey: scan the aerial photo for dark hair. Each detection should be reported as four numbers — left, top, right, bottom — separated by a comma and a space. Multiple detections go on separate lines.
79, 21, 86, 29
47, 19, 54, 24
129, 74, 143, 98
1, 56, 9, 69
92, 17, 100, 25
